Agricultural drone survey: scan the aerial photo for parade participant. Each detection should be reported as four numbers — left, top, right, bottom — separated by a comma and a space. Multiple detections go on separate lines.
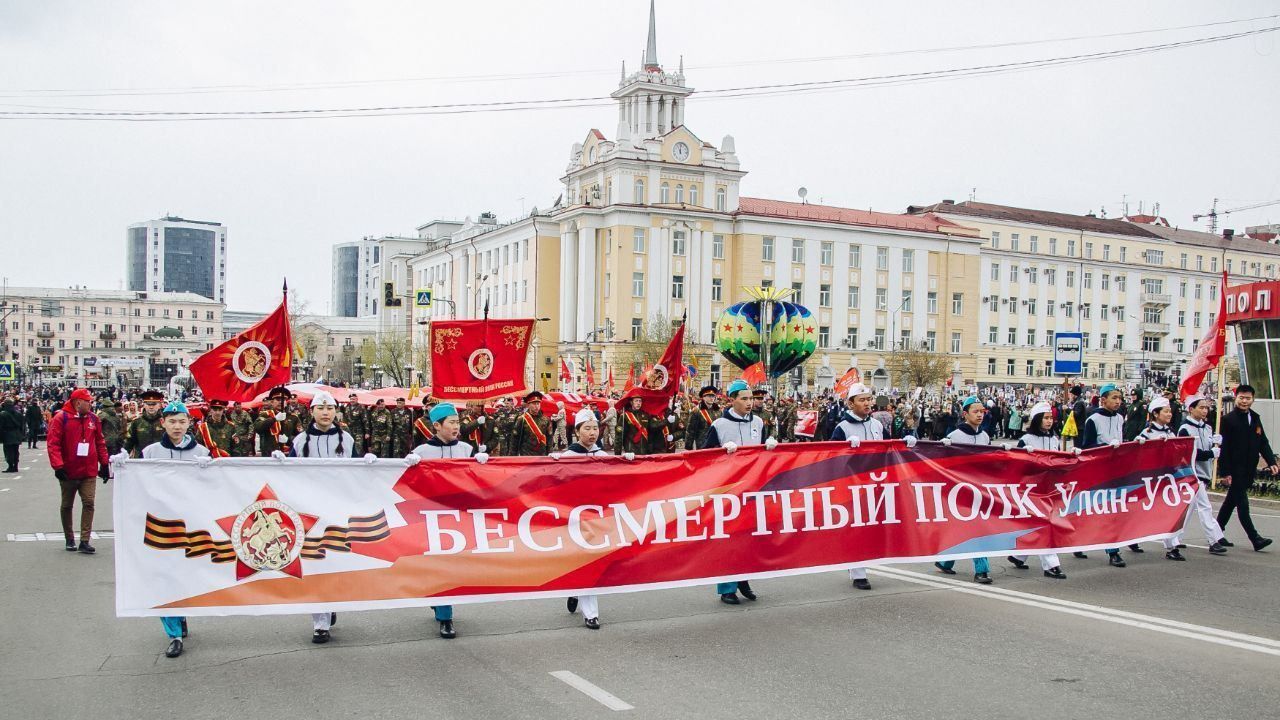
287, 391, 355, 644
411, 402, 436, 448
342, 393, 369, 455
556, 407, 607, 629
701, 379, 772, 604
1169, 396, 1229, 558
194, 399, 235, 458
255, 386, 302, 456
229, 401, 255, 456
1077, 383, 1128, 567
489, 397, 517, 456
96, 398, 124, 456
616, 395, 656, 456
647, 403, 676, 455
368, 398, 393, 458
753, 389, 774, 442
936, 396, 994, 584
391, 397, 413, 456
409, 401, 490, 638
48, 388, 110, 553
1123, 389, 1146, 441
829, 382, 901, 590
685, 386, 719, 450
25, 399, 43, 449
1010, 402, 1066, 579
124, 389, 166, 458
140, 399, 210, 658
510, 391, 552, 457
1217, 385, 1278, 551
459, 400, 489, 452
0, 399, 23, 472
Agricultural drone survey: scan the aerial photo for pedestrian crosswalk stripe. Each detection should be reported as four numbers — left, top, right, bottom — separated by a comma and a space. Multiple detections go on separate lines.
6, 531, 115, 542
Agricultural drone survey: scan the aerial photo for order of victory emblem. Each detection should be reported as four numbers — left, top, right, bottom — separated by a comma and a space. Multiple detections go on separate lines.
218, 485, 318, 580
231, 341, 272, 384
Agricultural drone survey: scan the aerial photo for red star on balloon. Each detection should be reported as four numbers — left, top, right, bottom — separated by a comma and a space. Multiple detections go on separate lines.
216, 484, 318, 581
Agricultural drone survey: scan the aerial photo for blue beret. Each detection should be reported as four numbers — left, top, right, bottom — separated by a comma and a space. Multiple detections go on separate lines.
1099, 383, 1119, 397
960, 396, 980, 410
161, 399, 188, 416
428, 402, 458, 424
726, 379, 750, 397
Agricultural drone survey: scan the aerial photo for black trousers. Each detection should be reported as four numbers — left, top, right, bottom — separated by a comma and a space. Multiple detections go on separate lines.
1217, 476, 1259, 541
26, 428, 38, 448
2, 444, 17, 470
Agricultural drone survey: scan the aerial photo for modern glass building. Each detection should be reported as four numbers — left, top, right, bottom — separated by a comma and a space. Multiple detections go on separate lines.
126, 217, 226, 303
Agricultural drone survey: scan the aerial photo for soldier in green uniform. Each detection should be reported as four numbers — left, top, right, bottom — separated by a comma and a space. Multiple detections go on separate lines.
255, 386, 303, 456
342, 393, 369, 455
289, 397, 312, 430
228, 401, 255, 456
124, 389, 166, 458
509, 391, 553, 456
753, 389, 774, 443
616, 395, 658, 456
390, 397, 413, 457
459, 400, 490, 452
97, 398, 125, 456
776, 396, 797, 443
368, 398, 393, 458
195, 399, 238, 457
489, 397, 518, 456
685, 386, 719, 450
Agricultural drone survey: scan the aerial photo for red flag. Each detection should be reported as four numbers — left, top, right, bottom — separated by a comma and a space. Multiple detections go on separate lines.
832, 367, 861, 397
585, 358, 596, 388
1179, 271, 1229, 402
607, 367, 615, 392
622, 366, 635, 392
559, 357, 572, 383
741, 361, 766, 386
428, 318, 535, 401
615, 320, 685, 414
190, 296, 293, 402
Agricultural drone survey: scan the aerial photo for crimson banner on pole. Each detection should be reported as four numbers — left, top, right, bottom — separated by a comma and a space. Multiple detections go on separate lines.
190, 297, 293, 402
428, 319, 535, 401
115, 439, 1196, 617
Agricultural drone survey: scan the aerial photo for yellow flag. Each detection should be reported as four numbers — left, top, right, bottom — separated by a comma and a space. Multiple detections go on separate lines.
1061, 411, 1078, 438
408, 381, 420, 400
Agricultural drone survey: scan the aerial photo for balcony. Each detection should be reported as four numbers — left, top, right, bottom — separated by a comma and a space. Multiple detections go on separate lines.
1140, 322, 1170, 335
99, 331, 117, 340
1140, 292, 1171, 306
36, 346, 54, 355
36, 330, 54, 339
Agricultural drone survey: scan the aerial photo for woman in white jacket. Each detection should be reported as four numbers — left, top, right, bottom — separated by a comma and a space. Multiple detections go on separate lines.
1008, 402, 1066, 579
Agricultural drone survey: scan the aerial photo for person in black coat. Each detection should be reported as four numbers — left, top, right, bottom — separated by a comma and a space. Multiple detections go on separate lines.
0, 400, 24, 472
1217, 385, 1279, 551
24, 401, 43, 449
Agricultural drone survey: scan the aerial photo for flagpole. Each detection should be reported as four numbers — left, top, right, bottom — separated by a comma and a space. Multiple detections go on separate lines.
1211, 360, 1225, 491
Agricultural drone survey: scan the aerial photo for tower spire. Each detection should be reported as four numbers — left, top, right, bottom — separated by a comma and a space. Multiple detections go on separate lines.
643, 0, 660, 71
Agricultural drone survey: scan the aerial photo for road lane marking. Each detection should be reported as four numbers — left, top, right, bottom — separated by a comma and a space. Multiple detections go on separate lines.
550, 671, 634, 711
7, 531, 114, 542
870, 566, 1280, 657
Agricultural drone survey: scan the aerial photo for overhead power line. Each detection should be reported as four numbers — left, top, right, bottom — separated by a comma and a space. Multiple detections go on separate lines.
1, 25, 1275, 122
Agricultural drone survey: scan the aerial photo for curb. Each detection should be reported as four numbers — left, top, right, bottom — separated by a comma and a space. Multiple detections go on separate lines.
1208, 491, 1280, 510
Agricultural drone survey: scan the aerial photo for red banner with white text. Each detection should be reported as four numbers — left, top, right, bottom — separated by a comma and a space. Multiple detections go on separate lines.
115, 439, 1197, 616
428, 319, 535, 401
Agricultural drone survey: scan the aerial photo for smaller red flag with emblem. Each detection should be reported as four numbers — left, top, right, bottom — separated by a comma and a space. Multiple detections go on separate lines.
190, 295, 293, 402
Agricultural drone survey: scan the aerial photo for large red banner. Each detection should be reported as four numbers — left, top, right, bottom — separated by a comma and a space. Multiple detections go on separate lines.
428, 319, 535, 401
116, 439, 1197, 616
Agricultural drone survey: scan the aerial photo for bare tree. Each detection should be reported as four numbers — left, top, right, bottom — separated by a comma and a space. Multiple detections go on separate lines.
608, 311, 694, 380
360, 332, 412, 387
886, 342, 952, 391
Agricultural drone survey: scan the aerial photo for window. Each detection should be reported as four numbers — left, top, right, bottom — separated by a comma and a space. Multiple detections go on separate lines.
821, 242, 834, 266
1119, 247, 1128, 263
1026, 359, 1035, 377
988, 357, 997, 374
1067, 239, 1076, 257
634, 179, 645, 203
711, 278, 722, 302
990, 263, 1000, 281
1047, 330, 1055, 348
1177, 310, 1186, 327
1049, 237, 1057, 254
1196, 255, 1204, 271
671, 275, 684, 300
1103, 244, 1111, 261
633, 228, 646, 253
1029, 267, 1038, 284
1082, 303, 1092, 319
1142, 336, 1162, 353
1194, 283, 1202, 300
1083, 332, 1091, 349
712, 234, 724, 259
819, 284, 831, 307
988, 326, 999, 344
762, 236, 774, 261
1100, 332, 1109, 350
1115, 335, 1124, 350
875, 288, 887, 310
848, 285, 861, 308
660, 183, 670, 203
1227, 259, 1234, 273
675, 184, 684, 203
631, 318, 642, 340
1047, 300, 1056, 316
1010, 234, 1020, 252
1145, 249, 1165, 265
926, 331, 937, 351
873, 329, 885, 349
900, 329, 911, 349
1029, 235, 1039, 253
1175, 339, 1185, 353
818, 326, 830, 348
901, 290, 913, 312
1064, 303, 1074, 318
876, 247, 888, 271
690, 185, 698, 206
927, 292, 938, 314
1210, 284, 1218, 301
990, 231, 1001, 249
671, 231, 686, 256
1101, 305, 1109, 320
1143, 306, 1162, 324
1193, 311, 1202, 328
902, 249, 915, 272
1066, 270, 1075, 288
1083, 271, 1092, 289
1007, 327, 1017, 345
1046, 268, 1056, 285
849, 245, 861, 268
713, 187, 726, 211
1009, 264, 1019, 281
845, 328, 858, 349
1007, 358, 1016, 376
951, 293, 963, 314
951, 333, 962, 353
632, 272, 645, 297
1026, 329, 1036, 345
1026, 298, 1037, 314
1116, 275, 1127, 292
1210, 256, 1218, 272
791, 238, 805, 263
792, 282, 804, 299
1180, 253, 1188, 269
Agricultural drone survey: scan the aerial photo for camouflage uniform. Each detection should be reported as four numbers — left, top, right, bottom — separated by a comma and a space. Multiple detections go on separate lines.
255, 409, 303, 455
490, 408, 516, 456
196, 415, 238, 457
343, 403, 369, 455
96, 405, 124, 456
124, 412, 164, 458
459, 409, 489, 452
776, 401, 796, 443
229, 408, 256, 456
368, 407, 393, 458
390, 406, 414, 456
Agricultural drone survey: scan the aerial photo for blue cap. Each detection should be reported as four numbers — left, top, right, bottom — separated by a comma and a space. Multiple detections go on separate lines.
726, 379, 750, 397
1099, 383, 1119, 397
428, 402, 458, 424
161, 399, 188, 416
960, 396, 980, 410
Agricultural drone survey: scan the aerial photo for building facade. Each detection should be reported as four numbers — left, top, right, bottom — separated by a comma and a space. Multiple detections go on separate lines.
1, 286, 224, 387
126, 216, 227, 303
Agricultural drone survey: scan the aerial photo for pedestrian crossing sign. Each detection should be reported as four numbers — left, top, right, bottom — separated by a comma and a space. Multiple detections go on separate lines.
415, 289, 433, 307
0, 362, 13, 381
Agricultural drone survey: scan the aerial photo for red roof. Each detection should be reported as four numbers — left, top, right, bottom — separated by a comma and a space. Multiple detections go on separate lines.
736, 197, 977, 236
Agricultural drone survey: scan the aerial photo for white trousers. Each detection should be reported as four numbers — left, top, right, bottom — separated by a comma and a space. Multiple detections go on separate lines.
848, 568, 868, 581
312, 611, 331, 631
1164, 481, 1224, 548
572, 594, 599, 620
1012, 553, 1061, 571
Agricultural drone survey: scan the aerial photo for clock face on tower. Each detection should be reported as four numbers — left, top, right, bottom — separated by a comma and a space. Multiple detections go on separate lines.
672, 141, 690, 162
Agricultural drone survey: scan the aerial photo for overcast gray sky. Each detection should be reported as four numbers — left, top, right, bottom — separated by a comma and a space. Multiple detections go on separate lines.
2, 1, 1278, 313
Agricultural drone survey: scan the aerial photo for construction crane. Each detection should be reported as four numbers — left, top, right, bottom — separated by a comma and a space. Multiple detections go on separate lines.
1194, 198, 1280, 234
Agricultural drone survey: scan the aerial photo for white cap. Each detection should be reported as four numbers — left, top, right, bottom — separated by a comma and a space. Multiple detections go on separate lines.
310, 391, 337, 408
1030, 402, 1053, 418
846, 383, 874, 399
574, 407, 598, 426
1148, 396, 1170, 414
1186, 394, 1207, 409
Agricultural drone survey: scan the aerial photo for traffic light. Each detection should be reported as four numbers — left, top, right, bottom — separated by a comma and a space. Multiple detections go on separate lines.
604, 318, 615, 340
384, 282, 402, 308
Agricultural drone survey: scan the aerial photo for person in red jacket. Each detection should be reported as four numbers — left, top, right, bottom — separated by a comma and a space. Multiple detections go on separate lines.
47, 388, 110, 553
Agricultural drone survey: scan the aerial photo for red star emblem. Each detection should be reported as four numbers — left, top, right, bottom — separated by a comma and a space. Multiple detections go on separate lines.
216, 484, 318, 581
737, 324, 744, 331
722, 323, 732, 332
805, 326, 815, 334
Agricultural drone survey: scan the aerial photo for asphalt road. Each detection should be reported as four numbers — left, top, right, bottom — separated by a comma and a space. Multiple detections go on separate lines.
3, 445, 1279, 720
